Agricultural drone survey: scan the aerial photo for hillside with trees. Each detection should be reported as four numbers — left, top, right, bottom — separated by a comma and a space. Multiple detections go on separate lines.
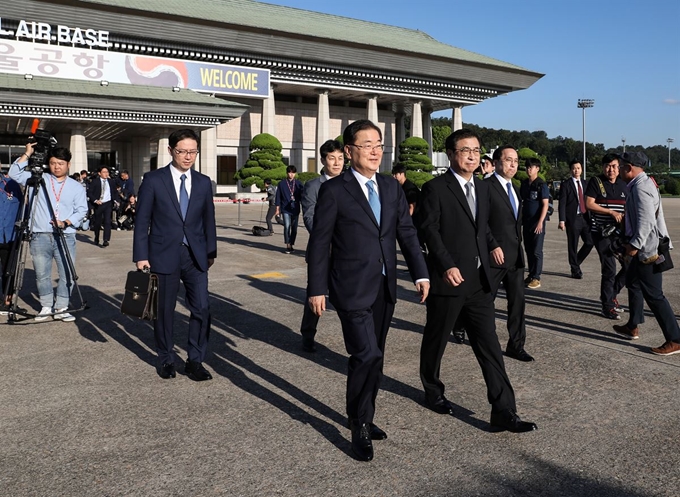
430, 117, 679, 183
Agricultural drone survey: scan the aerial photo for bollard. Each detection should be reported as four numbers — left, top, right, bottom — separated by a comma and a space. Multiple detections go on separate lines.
237, 198, 242, 226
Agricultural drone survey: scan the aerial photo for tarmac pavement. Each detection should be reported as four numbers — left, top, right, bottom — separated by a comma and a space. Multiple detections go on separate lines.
1, 199, 679, 496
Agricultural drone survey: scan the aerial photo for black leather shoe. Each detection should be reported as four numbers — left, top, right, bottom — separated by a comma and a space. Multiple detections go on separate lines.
506, 348, 535, 362
185, 360, 212, 381
490, 409, 537, 433
102, 241, 110, 247
94, 238, 99, 246
426, 395, 455, 416
350, 422, 374, 461
452, 328, 466, 344
301, 337, 317, 353
571, 271, 583, 279
369, 423, 387, 441
158, 363, 176, 379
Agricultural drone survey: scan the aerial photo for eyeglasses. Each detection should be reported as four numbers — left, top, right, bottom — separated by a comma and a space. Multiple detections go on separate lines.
173, 149, 199, 157
502, 158, 520, 165
349, 143, 384, 153
455, 147, 483, 155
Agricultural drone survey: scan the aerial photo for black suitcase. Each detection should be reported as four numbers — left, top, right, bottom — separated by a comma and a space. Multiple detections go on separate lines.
252, 226, 271, 236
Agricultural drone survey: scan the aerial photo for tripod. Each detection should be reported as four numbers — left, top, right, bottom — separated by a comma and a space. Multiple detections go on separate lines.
3, 172, 87, 323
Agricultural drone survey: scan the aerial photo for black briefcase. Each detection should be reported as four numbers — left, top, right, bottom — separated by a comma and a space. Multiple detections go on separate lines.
121, 270, 159, 320
252, 226, 270, 236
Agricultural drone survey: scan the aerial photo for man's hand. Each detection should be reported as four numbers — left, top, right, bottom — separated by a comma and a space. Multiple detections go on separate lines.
534, 222, 544, 234
610, 210, 623, 223
275, 207, 280, 216
558, 221, 565, 231
443, 267, 464, 287
415, 281, 429, 303
50, 219, 67, 230
136, 260, 150, 271
24, 142, 36, 157
308, 295, 326, 316
490, 247, 504, 266
624, 244, 638, 257
208, 258, 215, 269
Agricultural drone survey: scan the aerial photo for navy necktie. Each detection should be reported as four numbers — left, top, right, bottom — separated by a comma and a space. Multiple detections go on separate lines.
366, 180, 381, 226
180, 174, 189, 244
507, 182, 518, 219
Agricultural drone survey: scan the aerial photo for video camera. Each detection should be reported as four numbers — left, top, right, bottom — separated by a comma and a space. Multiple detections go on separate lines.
27, 128, 57, 175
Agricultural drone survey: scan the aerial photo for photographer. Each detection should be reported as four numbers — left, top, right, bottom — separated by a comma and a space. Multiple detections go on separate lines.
613, 152, 680, 356
117, 194, 136, 230
9, 144, 88, 322
585, 154, 628, 320
0, 167, 23, 313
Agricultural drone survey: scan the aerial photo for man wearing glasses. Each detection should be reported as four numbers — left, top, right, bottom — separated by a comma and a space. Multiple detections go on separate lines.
307, 120, 429, 461
133, 129, 217, 381
418, 129, 537, 433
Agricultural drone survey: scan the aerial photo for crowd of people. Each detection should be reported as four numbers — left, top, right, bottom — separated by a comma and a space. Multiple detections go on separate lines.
1, 124, 678, 464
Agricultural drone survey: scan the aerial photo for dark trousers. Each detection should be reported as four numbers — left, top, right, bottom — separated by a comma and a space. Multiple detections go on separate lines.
491, 265, 527, 353
335, 277, 393, 425
92, 200, 112, 243
300, 302, 320, 341
593, 232, 627, 311
625, 258, 680, 343
566, 214, 594, 274
265, 205, 276, 233
154, 245, 211, 364
523, 223, 545, 280
0, 242, 16, 299
420, 267, 516, 413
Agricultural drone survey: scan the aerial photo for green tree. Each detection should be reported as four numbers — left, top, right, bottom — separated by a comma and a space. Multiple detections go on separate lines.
432, 125, 451, 152
234, 133, 287, 189
397, 136, 434, 188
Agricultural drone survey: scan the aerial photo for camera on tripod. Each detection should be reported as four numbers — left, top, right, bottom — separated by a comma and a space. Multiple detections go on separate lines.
27, 128, 57, 175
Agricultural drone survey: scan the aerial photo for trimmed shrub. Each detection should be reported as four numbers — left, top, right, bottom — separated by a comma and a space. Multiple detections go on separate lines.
235, 133, 287, 189
398, 136, 434, 174
665, 177, 680, 195
297, 172, 320, 184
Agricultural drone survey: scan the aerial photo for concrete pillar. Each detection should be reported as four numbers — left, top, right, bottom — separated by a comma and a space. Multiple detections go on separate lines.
315, 89, 330, 172
395, 107, 406, 149
367, 95, 379, 124
423, 106, 433, 159
411, 101, 423, 138
130, 136, 151, 191
68, 126, 87, 175
452, 105, 463, 131
157, 135, 171, 168
261, 84, 276, 135
200, 127, 217, 193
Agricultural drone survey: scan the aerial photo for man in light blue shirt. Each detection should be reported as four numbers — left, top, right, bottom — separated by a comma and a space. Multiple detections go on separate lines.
9, 144, 88, 322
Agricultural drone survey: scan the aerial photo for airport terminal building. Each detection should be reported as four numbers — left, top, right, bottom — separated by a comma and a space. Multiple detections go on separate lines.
0, 0, 542, 195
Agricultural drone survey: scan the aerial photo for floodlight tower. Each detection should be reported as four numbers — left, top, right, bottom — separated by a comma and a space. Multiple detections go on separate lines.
668, 138, 674, 171
622, 137, 626, 153
577, 99, 594, 179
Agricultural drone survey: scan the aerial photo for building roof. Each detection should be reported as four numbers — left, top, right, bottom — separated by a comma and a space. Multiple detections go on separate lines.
80, 0, 532, 72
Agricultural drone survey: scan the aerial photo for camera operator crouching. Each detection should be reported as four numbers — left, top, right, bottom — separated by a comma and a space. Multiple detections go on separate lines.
9, 143, 88, 322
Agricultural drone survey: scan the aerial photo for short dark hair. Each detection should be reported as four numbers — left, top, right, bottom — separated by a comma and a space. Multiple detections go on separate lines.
80, 170, 88, 175
286, 165, 297, 174
492, 145, 516, 162
71, 173, 81, 180
320, 139, 343, 160
98, 166, 109, 173
343, 119, 382, 146
120, 169, 129, 175
444, 128, 481, 152
601, 153, 619, 166
169, 129, 200, 149
568, 159, 582, 168
525, 158, 541, 170
264, 178, 272, 185
391, 164, 406, 175
47, 147, 72, 163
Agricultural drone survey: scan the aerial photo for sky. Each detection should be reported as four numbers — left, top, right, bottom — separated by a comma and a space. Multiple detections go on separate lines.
265, 0, 680, 151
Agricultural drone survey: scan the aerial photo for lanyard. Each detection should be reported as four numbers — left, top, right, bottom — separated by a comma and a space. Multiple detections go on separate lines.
50, 175, 67, 217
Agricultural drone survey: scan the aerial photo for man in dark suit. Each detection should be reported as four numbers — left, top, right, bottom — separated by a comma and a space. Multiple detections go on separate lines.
88, 166, 116, 247
418, 128, 536, 433
486, 146, 533, 362
133, 129, 217, 381
558, 159, 594, 278
299, 139, 345, 353
307, 120, 429, 462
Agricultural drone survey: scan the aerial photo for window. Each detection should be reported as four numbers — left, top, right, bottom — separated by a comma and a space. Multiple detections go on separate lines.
307, 157, 317, 173
217, 156, 238, 185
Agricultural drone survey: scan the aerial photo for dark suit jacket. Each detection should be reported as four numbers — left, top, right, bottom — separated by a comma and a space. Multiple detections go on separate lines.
301, 173, 328, 232
558, 177, 588, 225
307, 170, 427, 311
87, 177, 117, 204
486, 175, 525, 270
418, 170, 496, 296
133, 165, 217, 274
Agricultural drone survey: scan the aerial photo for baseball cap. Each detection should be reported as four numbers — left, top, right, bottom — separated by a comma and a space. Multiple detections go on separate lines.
618, 151, 648, 169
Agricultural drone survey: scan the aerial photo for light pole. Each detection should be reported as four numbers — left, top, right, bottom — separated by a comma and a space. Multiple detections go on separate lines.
622, 137, 626, 153
577, 99, 594, 179
668, 138, 674, 171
